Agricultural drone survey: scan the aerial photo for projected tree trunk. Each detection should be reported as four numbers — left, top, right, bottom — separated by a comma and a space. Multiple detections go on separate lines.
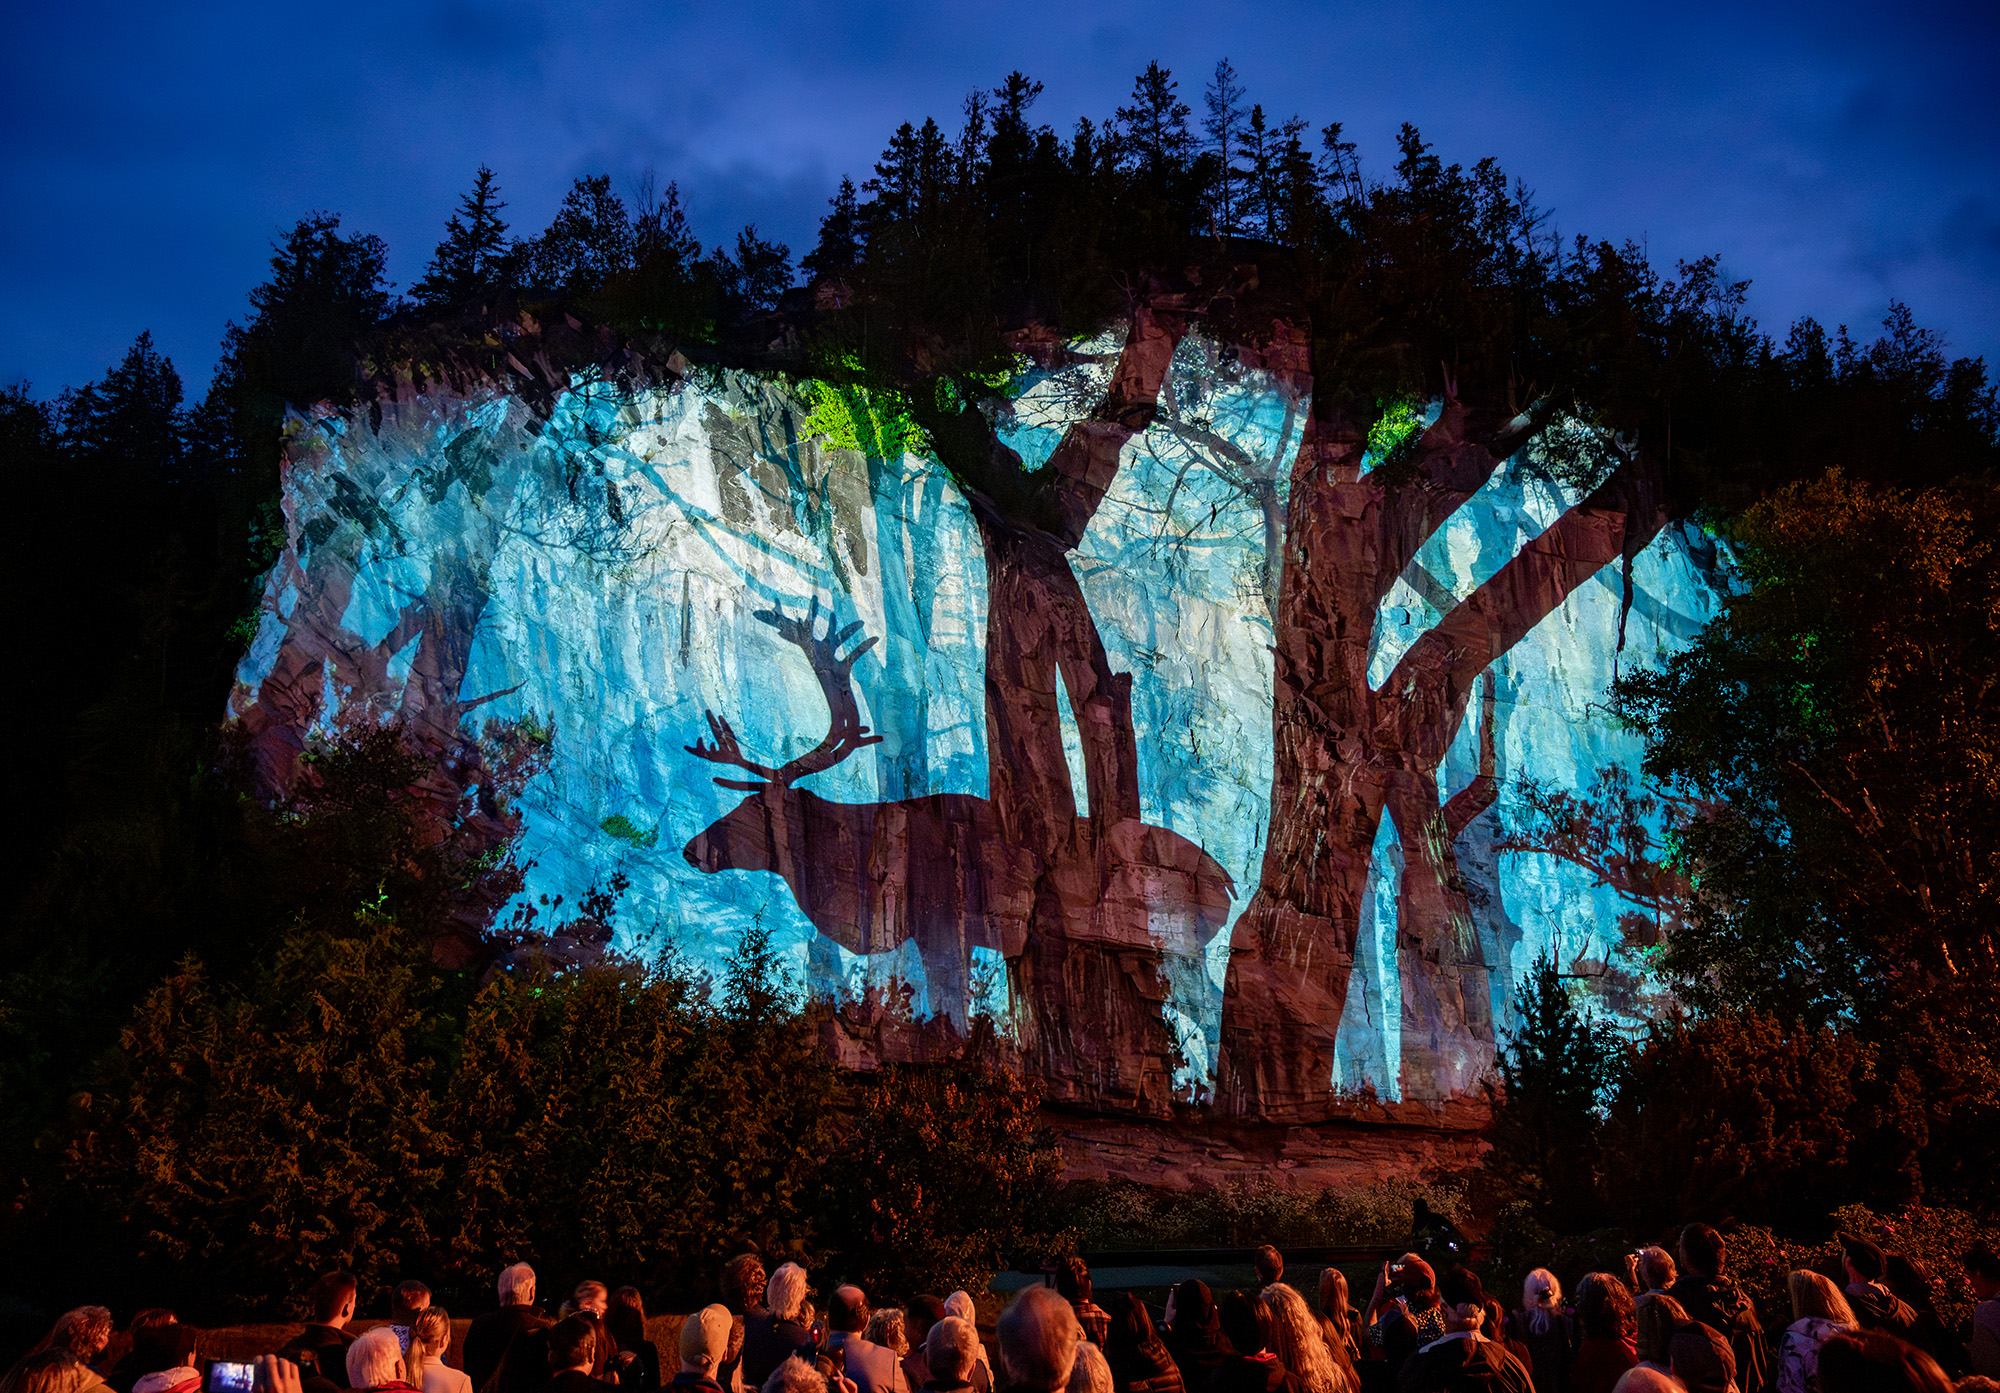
1213, 392, 1668, 1118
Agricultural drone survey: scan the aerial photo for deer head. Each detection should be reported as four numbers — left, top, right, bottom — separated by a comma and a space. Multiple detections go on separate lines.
683, 598, 882, 873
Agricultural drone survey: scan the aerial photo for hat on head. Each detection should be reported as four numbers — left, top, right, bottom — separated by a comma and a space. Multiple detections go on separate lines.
1670, 1322, 1737, 1393
1840, 1234, 1888, 1280
1393, 1256, 1437, 1295
680, 1305, 733, 1372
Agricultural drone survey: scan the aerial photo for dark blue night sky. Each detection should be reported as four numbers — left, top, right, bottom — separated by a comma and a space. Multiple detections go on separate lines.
5, 0, 1996, 395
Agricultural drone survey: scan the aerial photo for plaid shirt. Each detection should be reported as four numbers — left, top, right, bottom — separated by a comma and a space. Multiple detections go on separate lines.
1073, 1299, 1112, 1346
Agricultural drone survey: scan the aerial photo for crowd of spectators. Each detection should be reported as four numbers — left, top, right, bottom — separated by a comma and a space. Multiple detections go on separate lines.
4, 1225, 1996, 1393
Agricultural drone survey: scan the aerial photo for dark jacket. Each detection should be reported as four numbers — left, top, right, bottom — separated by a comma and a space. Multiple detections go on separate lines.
609, 1343, 661, 1392
466, 1308, 554, 1393
537, 1374, 616, 1393
667, 1377, 724, 1393
1669, 1275, 1767, 1393
1396, 1338, 1533, 1393
1506, 1308, 1571, 1393
740, 1313, 814, 1392
1378, 1304, 1449, 1377
1844, 1282, 1918, 1338
1163, 1323, 1230, 1393
1203, 1354, 1296, 1393
286, 1324, 359, 1390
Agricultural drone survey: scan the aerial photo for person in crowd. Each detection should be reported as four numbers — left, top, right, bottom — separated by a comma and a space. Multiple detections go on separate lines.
538, 1318, 615, 1393
1631, 1293, 1687, 1379
1394, 1267, 1530, 1393
348, 1328, 421, 1393
865, 1313, 909, 1363
825, 1285, 909, 1393
744, 1266, 817, 1392
1364, 1257, 1445, 1376
1, 1351, 104, 1393
1209, 1291, 1294, 1393
1609, 1372, 1678, 1393
1057, 1260, 1113, 1348
1569, 1273, 1637, 1393
126, 1329, 199, 1393
465, 1265, 554, 1393
288, 1273, 362, 1390
672, 1307, 733, 1393
1836, 1236, 1918, 1340
997, 1288, 1082, 1393
1067, 1348, 1112, 1393
720, 1257, 768, 1393
570, 1288, 611, 1321
901, 1301, 950, 1393
409, 1309, 469, 1393
919, 1320, 981, 1393
606, 1289, 661, 1392
763, 1360, 835, 1393
1670, 1225, 1767, 1393
1966, 1245, 2000, 1378
1957, 1380, 2000, 1393
1775, 1271, 1854, 1393
1509, 1268, 1570, 1393
1160, 1283, 1229, 1393
1479, 1300, 1529, 1386
1628, 1250, 1675, 1300
1256, 1286, 1345, 1393
1668, 1323, 1737, 1393
1105, 1293, 1184, 1393
942, 1295, 994, 1393
1255, 1251, 1285, 1292
1882, 1254, 1960, 1377
1315, 1272, 1358, 1376
391, 1286, 435, 1336
1814, 1329, 1952, 1393
107, 1314, 181, 1393
34, 1311, 114, 1367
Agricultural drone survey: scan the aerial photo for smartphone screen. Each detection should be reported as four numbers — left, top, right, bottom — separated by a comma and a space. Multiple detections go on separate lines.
206, 1362, 256, 1393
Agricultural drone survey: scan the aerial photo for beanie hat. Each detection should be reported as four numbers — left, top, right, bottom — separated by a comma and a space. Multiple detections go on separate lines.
681, 1305, 733, 1372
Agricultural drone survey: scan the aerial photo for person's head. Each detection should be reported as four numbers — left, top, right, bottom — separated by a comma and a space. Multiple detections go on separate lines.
1956, 1380, 2000, 1393
998, 1286, 1083, 1393
391, 1281, 433, 1324
1258, 1284, 1336, 1384
610, 1287, 647, 1322
313, 1273, 360, 1328
1677, 1224, 1726, 1280
1521, 1269, 1561, 1313
1632, 1294, 1688, 1367
1218, 1293, 1267, 1358
767, 1264, 810, 1324
1438, 1267, 1484, 1312
1254, 1246, 1284, 1287
1966, 1244, 2000, 1302
498, 1263, 537, 1308
547, 1317, 597, 1375
906, 1296, 948, 1348
411, 1309, 452, 1361
864, 1309, 908, 1358
943, 1292, 977, 1324
604, 1302, 647, 1356
1054, 1257, 1093, 1306
1065, 1343, 1111, 1393
1107, 1292, 1159, 1356
829, 1285, 870, 1335
1576, 1273, 1635, 1342
1635, 1246, 1676, 1293
572, 1282, 609, 1317
1668, 1322, 1736, 1393
1165, 1280, 1217, 1341
680, 1305, 733, 1378
130, 1328, 199, 1375
1839, 1234, 1887, 1287
762, 1356, 827, 1393
346, 1328, 406, 1390
1392, 1254, 1437, 1311
923, 1316, 981, 1386
126, 1312, 179, 1337
37, 1310, 113, 1361
723, 1255, 768, 1314
1788, 1270, 1855, 1325
1881, 1254, 1937, 1314
1611, 1371, 1682, 1393
0, 1351, 99, 1393
1317, 1268, 1349, 1321
1816, 1329, 1953, 1393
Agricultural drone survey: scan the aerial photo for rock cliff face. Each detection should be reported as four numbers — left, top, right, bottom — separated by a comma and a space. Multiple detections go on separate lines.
230, 329, 1728, 1120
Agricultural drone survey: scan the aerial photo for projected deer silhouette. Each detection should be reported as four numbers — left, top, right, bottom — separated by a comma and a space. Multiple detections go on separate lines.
683, 598, 1233, 1032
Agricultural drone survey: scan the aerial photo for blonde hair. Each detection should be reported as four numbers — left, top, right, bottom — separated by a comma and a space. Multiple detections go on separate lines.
34, 1310, 113, 1360
409, 1308, 453, 1386
1, 1353, 98, 1393
1259, 1284, 1353, 1393
768, 1264, 811, 1324
864, 1309, 909, 1358
1789, 1270, 1856, 1325
1065, 1343, 1111, 1393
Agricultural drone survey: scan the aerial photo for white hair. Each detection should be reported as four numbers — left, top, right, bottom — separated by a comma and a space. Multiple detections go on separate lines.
944, 1292, 977, 1322
498, 1262, 537, 1305
761, 1356, 826, 1393
1522, 1268, 1561, 1310
1065, 1343, 1111, 1393
998, 1287, 1081, 1393
346, 1328, 405, 1389
767, 1263, 810, 1324
924, 1317, 981, 1384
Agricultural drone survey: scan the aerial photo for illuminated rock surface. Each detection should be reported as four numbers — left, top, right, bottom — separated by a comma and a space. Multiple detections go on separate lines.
230, 331, 1729, 1117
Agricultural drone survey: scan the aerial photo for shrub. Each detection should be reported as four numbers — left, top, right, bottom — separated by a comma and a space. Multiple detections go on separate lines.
1064, 1175, 1469, 1252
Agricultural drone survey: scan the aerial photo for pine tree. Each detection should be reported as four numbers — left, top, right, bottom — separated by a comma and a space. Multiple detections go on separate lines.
518, 174, 635, 295
803, 178, 862, 284
1202, 58, 1248, 233
632, 173, 702, 273
410, 165, 511, 309
711, 226, 792, 312
58, 331, 185, 477
1114, 61, 1195, 178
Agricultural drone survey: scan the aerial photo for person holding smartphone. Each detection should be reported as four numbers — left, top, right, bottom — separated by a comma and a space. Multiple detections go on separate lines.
127, 1329, 200, 1393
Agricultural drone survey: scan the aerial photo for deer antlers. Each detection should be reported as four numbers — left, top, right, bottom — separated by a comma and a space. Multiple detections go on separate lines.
685, 597, 883, 790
